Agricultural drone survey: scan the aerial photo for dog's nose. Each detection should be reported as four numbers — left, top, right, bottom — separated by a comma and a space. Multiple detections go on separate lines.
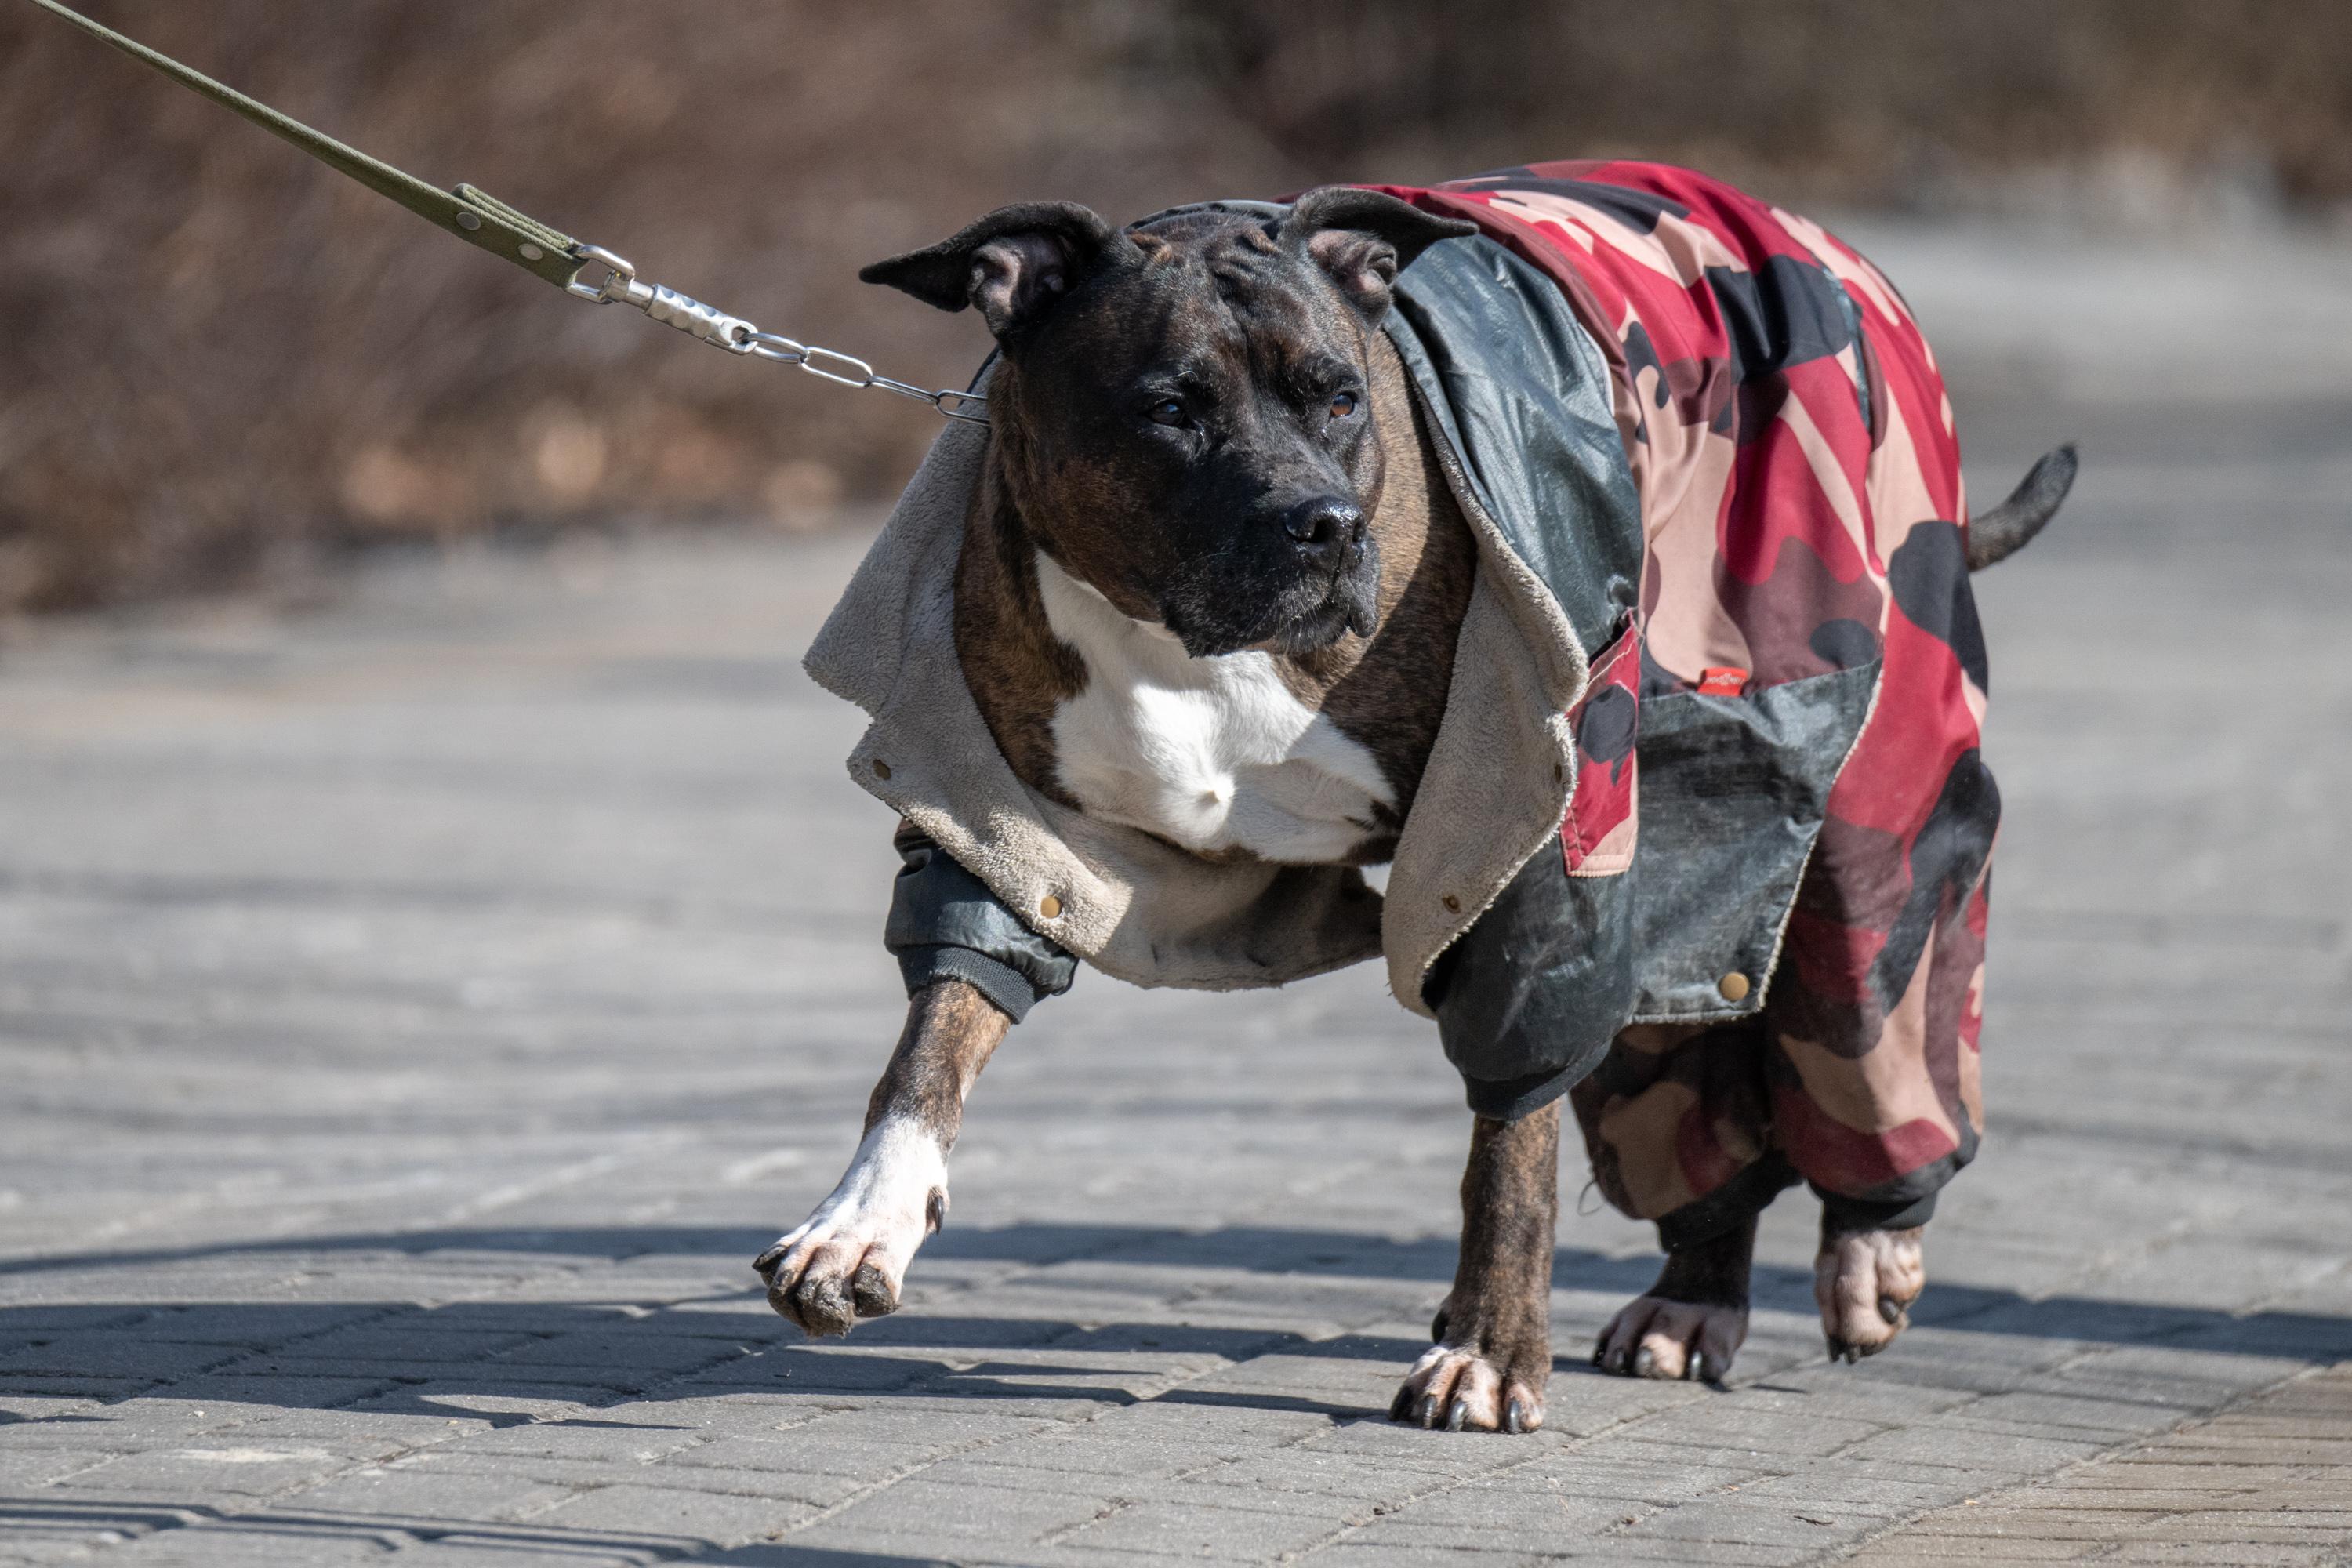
1281, 497, 1365, 563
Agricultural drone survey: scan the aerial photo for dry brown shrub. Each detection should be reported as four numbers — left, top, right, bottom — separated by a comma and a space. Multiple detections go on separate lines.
2, 2, 2343, 611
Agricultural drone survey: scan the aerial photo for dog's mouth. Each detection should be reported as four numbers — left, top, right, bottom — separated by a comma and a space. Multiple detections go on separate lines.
1161, 546, 1381, 659
1266, 562, 1381, 655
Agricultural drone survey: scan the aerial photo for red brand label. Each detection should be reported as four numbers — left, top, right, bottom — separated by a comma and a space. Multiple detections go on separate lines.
1697, 666, 1749, 696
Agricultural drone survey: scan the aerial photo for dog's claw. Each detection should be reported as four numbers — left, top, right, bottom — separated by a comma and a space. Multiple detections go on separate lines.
1504, 1399, 1524, 1434
1417, 1392, 1440, 1428
1878, 1296, 1904, 1324
1446, 1398, 1468, 1432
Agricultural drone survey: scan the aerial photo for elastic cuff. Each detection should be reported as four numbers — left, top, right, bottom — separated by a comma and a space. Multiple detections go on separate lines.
897, 946, 1035, 1024
1460, 1062, 1583, 1122
1654, 1153, 1801, 1251
1817, 1186, 1937, 1234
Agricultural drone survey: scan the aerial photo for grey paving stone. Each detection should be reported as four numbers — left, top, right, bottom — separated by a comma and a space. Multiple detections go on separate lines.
31, 1519, 397, 1566
1301, 1544, 1550, 1568
0, 1447, 115, 1488
274, 1458, 575, 1524
792, 1474, 1125, 1546
523, 1483, 820, 1548
1045, 1494, 1352, 1559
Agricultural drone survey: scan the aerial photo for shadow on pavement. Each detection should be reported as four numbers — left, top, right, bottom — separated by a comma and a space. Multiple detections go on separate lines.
3, 1221, 2347, 1427
0, 1497, 956, 1565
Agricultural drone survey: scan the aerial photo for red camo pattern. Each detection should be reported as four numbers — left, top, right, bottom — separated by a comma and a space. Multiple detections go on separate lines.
1377, 162, 1994, 1222
1562, 621, 1640, 878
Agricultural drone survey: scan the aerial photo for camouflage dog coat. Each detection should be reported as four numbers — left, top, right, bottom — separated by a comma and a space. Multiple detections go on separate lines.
1380, 162, 1992, 1241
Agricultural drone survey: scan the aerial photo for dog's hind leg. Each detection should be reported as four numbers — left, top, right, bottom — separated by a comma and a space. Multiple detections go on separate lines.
754, 980, 1007, 1336
1594, 1214, 1755, 1384
1392, 1102, 1558, 1434
1568, 1020, 1777, 1383
1817, 1219, 1926, 1362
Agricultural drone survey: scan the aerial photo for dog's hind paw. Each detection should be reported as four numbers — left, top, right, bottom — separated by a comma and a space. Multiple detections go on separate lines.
1390, 1344, 1546, 1433
1815, 1224, 1925, 1363
1595, 1214, 1754, 1383
1593, 1294, 1748, 1383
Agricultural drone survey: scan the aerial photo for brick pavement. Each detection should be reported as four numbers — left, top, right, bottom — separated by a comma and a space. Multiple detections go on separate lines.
2, 223, 2350, 1565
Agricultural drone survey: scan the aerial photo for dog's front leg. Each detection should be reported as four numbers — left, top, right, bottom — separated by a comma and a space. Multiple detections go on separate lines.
754, 980, 1007, 1335
1393, 1102, 1558, 1433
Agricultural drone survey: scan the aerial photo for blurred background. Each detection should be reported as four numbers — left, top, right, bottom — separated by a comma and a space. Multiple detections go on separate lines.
3, 0, 2350, 614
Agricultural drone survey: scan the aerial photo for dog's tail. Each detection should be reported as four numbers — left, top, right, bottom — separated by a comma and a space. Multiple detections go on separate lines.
1965, 444, 2077, 571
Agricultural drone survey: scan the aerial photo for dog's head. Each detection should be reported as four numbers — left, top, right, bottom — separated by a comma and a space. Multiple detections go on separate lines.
862, 191, 1474, 657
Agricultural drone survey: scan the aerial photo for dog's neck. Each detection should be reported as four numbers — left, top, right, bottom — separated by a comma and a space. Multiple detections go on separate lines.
952, 329, 1475, 866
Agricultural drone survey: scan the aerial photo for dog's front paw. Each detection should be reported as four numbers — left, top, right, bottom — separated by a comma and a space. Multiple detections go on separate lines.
753, 1120, 946, 1338
1389, 1338, 1548, 1433
1816, 1224, 1924, 1363
1594, 1294, 1748, 1382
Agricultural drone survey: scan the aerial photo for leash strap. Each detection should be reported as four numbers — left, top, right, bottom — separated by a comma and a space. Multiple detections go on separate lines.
25, 0, 584, 290
23, 0, 988, 423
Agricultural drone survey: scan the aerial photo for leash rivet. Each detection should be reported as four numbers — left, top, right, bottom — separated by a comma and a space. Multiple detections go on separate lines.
871, 760, 891, 781
1039, 895, 1062, 920
455, 209, 481, 230
518, 242, 544, 261
1719, 972, 1751, 1002
1441, 895, 1461, 913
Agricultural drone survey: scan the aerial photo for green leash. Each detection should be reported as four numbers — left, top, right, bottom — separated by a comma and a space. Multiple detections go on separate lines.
23, 0, 987, 422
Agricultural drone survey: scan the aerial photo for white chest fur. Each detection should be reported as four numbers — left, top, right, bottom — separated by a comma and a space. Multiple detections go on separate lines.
1033, 553, 1396, 864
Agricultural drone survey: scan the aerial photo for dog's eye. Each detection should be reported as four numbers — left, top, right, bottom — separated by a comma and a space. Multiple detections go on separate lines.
1327, 390, 1359, 420
1145, 397, 1189, 428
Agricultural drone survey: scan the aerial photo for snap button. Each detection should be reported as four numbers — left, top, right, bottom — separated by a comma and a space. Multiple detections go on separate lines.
1441, 895, 1461, 913
1718, 972, 1751, 1002
871, 759, 892, 780
1039, 895, 1062, 920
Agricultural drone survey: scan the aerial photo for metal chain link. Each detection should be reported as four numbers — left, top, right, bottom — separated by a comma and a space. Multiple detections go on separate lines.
565, 245, 988, 425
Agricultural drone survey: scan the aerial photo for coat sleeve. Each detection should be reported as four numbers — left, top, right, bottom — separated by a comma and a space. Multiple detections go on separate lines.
1424, 848, 1635, 1122
884, 819, 1077, 1022
1423, 619, 1642, 1123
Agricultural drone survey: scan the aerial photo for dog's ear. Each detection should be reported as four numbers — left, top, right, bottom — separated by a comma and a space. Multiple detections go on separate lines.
1283, 188, 1478, 321
860, 202, 1137, 339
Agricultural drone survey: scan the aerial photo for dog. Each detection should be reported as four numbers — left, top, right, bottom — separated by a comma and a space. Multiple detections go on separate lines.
754, 162, 2072, 1434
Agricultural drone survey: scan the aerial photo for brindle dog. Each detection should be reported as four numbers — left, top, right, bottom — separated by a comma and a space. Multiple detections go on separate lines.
753, 191, 1926, 1434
